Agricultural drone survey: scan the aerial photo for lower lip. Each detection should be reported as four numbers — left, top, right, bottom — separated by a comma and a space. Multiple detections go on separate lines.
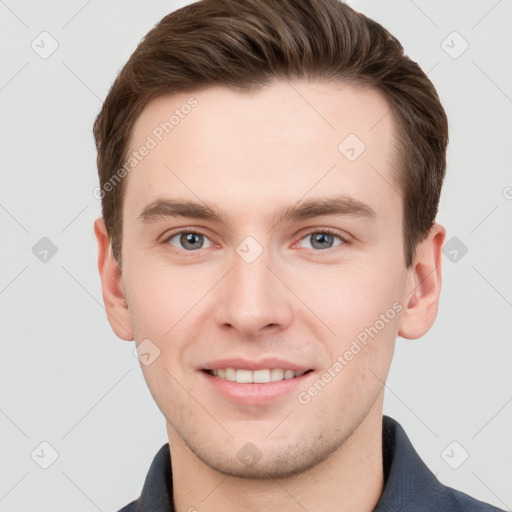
200, 370, 314, 405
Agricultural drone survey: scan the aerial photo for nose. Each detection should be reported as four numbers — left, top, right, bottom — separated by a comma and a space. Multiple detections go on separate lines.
212, 244, 294, 339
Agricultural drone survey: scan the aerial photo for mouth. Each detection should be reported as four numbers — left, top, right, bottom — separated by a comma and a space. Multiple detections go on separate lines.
202, 368, 314, 384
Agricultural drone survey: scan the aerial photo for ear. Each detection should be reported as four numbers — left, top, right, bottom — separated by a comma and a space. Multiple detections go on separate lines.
94, 217, 134, 341
398, 222, 446, 340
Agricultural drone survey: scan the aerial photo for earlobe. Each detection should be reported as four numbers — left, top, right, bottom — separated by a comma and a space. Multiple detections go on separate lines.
398, 223, 446, 340
94, 217, 134, 341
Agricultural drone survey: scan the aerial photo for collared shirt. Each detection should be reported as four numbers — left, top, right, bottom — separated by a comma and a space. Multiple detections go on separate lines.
117, 415, 504, 511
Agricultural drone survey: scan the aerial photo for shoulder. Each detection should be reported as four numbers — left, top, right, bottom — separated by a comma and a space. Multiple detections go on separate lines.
437, 483, 506, 512
377, 416, 506, 512
111, 442, 173, 512
114, 499, 138, 512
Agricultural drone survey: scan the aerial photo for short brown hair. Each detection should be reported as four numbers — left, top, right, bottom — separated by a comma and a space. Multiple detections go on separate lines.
94, 0, 448, 269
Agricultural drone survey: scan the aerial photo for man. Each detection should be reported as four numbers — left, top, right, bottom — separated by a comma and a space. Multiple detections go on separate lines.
93, 0, 504, 510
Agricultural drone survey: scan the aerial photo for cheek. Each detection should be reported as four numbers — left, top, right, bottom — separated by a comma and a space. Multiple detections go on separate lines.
299, 260, 405, 341
123, 260, 207, 339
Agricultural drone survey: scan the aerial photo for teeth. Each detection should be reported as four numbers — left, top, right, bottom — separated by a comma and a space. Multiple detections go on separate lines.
270, 368, 284, 381
235, 369, 252, 383
284, 369, 295, 379
210, 368, 307, 383
253, 369, 271, 383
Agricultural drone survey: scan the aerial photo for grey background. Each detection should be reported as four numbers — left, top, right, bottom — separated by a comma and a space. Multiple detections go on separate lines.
0, 1, 511, 511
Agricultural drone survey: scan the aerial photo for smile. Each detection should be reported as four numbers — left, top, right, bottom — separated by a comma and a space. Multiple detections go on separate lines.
205, 368, 311, 383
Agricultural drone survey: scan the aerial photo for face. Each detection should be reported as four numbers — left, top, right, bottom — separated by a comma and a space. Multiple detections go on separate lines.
101, 80, 429, 478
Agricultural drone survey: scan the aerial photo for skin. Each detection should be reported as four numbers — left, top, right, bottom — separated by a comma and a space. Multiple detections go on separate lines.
95, 79, 445, 512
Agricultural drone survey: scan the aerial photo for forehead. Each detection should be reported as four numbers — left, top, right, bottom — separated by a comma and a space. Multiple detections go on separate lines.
123, 80, 401, 227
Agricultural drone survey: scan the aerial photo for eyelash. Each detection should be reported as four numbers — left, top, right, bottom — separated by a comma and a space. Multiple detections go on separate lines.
162, 228, 349, 254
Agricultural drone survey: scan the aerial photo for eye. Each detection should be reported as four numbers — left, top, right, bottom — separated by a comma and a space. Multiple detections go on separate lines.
297, 230, 346, 250
164, 230, 213, 251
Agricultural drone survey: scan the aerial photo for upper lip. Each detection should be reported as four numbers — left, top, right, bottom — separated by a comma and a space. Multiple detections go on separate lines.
200, 357, 312, 372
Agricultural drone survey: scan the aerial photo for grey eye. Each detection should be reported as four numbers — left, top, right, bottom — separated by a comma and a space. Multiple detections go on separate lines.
168, 232, 212, 251
299, 232, 344, 250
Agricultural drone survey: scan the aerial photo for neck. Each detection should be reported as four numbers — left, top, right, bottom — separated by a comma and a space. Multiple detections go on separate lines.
169, 402, 384, 512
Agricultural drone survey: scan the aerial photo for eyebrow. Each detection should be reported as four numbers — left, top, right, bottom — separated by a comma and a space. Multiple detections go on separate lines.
137, 195, 377, 226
